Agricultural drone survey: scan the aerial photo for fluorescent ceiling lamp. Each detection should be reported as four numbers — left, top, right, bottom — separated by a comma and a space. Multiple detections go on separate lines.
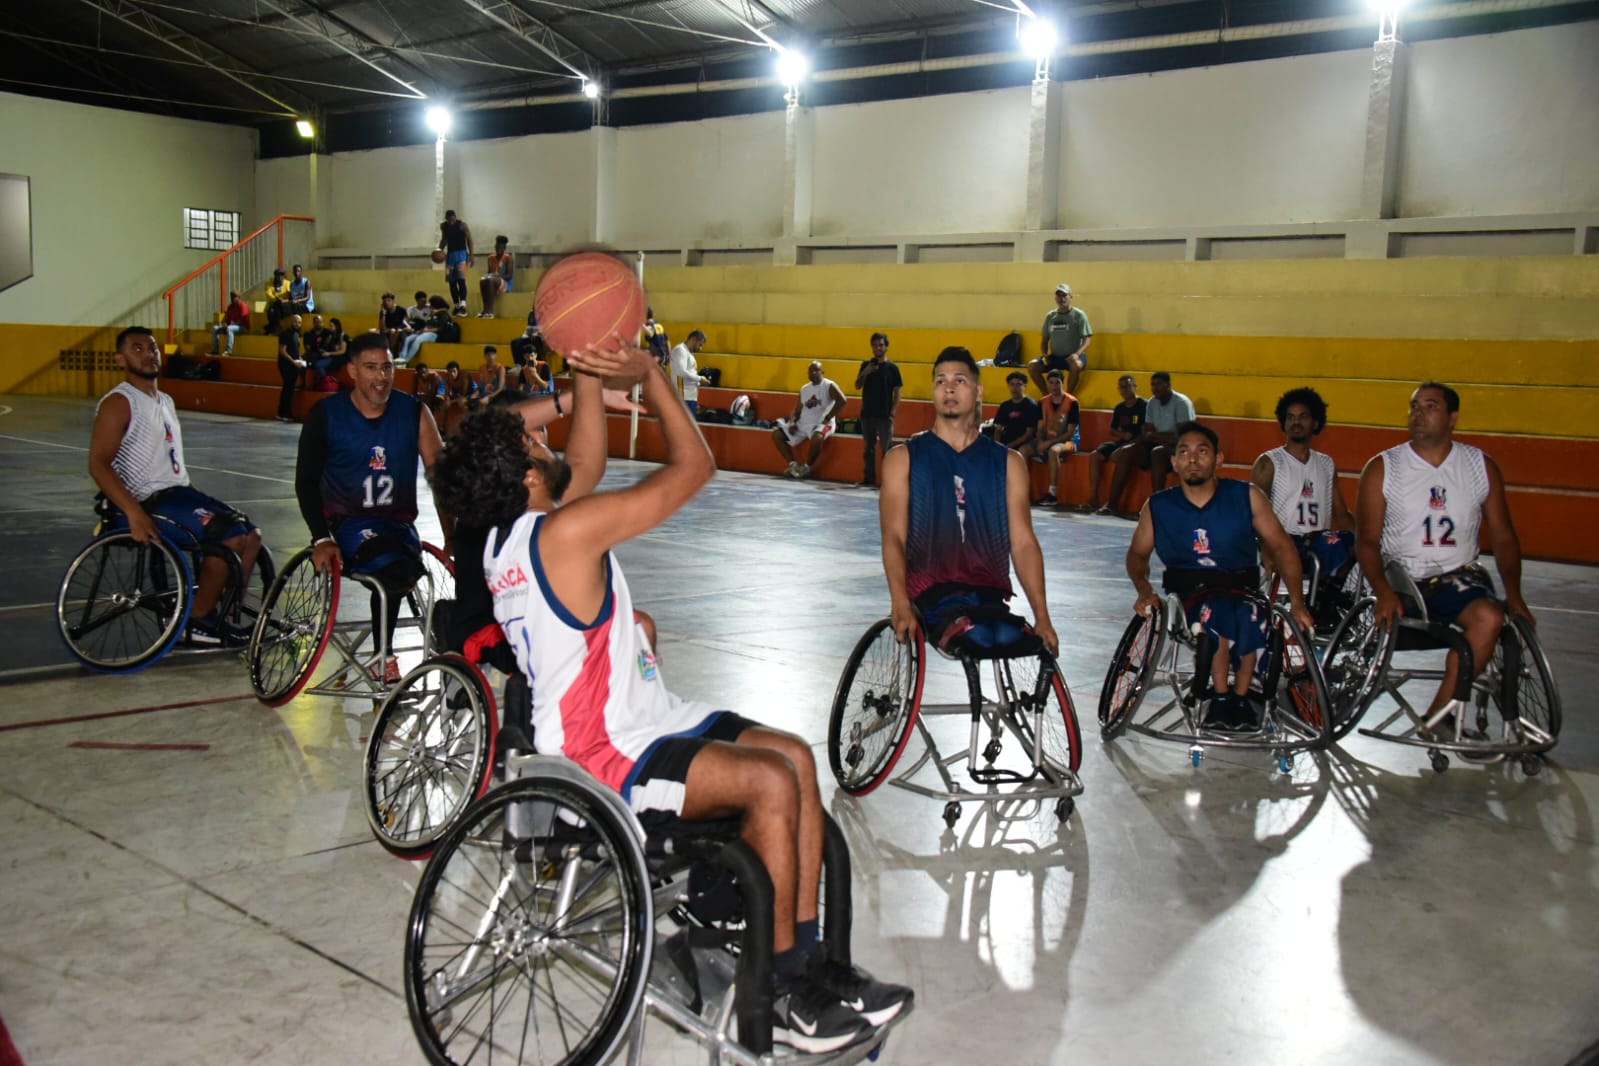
295, 119, 315, 139
775, 48, 809, 88
1019, 17, 1060, 59
425, 106, 452, 136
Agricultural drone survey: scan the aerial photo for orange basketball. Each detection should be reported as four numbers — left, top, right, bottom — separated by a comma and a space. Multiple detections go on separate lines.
534, 252, 646, 354
430, 249, 446, 264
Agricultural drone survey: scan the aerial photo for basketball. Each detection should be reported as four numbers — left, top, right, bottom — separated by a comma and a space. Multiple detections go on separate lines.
430, 249, 446, 264
731, 394, 753, 424
534, 252, 646, 354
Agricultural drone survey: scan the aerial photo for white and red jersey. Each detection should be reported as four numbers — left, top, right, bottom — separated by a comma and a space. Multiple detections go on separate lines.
99, 382, 190, 501
485, 510, 715, 796
1379, 441, 1489, 578
1265, 446, 1338, 535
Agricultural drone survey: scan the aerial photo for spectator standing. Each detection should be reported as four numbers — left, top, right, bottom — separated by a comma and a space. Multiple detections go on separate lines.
644, 308, 671, 367
1028, 283, 1092, 396
211, 290, 250, 354
437, 209, 474, 315
378, 292, 409, 354
478, 235, 514, 318
1035, 370, 1081, 507
265, 268, 292, 333
855, 332, 902, 488
276, 314, 307, 422
773, 360, 847, 480
1085, 374, 1148, 513
991, 371, 1042, 459
669, 330, 709, 414
288, 264, 315, 316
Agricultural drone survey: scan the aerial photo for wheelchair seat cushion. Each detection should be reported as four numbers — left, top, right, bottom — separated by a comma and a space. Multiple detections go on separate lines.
334, 516, 423, 585
915, 586, 1040, 660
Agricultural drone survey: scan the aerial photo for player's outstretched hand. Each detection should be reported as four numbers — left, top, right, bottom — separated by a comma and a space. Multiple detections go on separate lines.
602, 388, 646, 414
567, 338, 655, 390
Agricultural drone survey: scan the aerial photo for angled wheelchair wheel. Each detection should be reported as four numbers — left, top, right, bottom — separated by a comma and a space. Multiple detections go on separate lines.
1098, 607, 1163, 739
56, 531, 193, 673
1263, 603, 1332, 738
413, 543, 456, 656
1321, 597, 1395, 741
1487, 615, 1561, 750
828, 619, 926, 796
249, 547, 338, 706
999, 654, 1083, 774
365, 654, 498, 859
406, 776, 653, 1066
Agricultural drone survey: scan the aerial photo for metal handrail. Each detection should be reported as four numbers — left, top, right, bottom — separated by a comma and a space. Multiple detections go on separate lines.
163, 214, 315, 342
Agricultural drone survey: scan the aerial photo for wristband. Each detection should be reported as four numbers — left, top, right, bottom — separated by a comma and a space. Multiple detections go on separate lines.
313, 536, 334, 547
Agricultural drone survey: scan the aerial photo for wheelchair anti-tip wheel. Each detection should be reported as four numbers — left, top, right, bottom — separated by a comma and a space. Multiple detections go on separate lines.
365, 654, 498, 859
1098, 606, 1163, 740
828, 619, 926, 795
57, 530, 192, 673
405, 776, 653, 1066
248, 546, 338, 706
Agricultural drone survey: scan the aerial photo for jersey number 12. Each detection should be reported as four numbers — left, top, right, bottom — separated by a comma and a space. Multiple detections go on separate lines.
363, 474, 394, 508
1421, 515, 1456, 546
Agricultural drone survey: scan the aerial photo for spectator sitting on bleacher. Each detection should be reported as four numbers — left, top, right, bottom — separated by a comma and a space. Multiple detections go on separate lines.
1098, 371, 1193, 518
310, 317, 349, 385
411, 361, 442, 417
265, 268, 292, 333
669, 329, 710, 414
1034, 369, 1081, 507
378, 292, 409, 354
211, 290, 250, 355
510, 319, 549, 393
474, 346, 506, 409
990, 371, 1042, 460
1085, 374, 1147, 514
289, 264, 315, 316
439, 360, 471, 436
404, 290, 431, 333
773, 360, 846, 480
397, 297, 456, 365
478, 235, 513, 318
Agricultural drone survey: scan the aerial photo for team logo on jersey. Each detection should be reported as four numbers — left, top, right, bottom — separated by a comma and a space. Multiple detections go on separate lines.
1300, 478, 1314, 499
1429, 486, 1447, 510
193, 507, 214, 526
804, 394, 820, 409
359, 527, 378, 541
368, 446, 388, 471
489, 564, 528, 595
953, 475, 968, 543
1193, 528, 1211, 555
1199, 605, 1212, 624
163, 422, 174, 443
637, 647, 659, 682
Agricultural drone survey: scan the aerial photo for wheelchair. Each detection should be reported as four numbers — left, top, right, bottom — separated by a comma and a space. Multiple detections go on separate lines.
56, 497, 275, 673
405, 754, 911, 1066
827, 604, 1084, 829
246, 539, 453, 706
1098, 586, 1333, 773
1263, 530, 1361, 642
1319, 561, 1561, 775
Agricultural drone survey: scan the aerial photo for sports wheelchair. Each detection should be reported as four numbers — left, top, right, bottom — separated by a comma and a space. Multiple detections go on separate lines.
246, 539, 453, 706
405, 755, 911, 1065
56, 496, 275, 673
827, 603, 1084, 829
1319, 562, 1561, 775
1263, 530, 1361, 641
1098, 587, 1333, 773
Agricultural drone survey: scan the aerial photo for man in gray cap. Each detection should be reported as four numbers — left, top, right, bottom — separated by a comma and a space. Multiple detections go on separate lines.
1029, 282, 1092, 397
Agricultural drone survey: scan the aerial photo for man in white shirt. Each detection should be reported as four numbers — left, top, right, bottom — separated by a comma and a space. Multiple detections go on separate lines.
772, 360, 846, 479
669, 329, 710, 413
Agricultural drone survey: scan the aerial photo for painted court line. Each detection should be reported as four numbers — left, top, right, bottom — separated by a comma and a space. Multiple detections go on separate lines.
0, 693, 257, 733
68, 741, 210, 752
0, 432, 294, 485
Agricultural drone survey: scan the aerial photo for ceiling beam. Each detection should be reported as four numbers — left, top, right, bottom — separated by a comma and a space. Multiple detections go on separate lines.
453, 0, 601, 82
244, 0, 431, 99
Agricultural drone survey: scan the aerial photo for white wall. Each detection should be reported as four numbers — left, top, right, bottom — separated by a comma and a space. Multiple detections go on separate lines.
0, 92, 257, 326
1060, 49, 1371, 229
810, 88, 1032, 236
615, 113, 785, 245
1398, 21, 1599, 218
321, 143, 438, 248
457, 130, 598, 249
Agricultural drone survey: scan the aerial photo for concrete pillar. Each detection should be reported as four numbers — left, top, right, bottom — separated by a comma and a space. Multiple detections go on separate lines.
783, 101, 814, 240
1024, 78, 1063, 232
1359, 39, 1409, 220
592, 126, 617, 245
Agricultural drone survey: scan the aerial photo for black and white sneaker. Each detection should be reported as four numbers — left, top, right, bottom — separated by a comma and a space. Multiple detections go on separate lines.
771, 973, 873, 1053
811, 958, 914, 1026
188, 611, 252, 648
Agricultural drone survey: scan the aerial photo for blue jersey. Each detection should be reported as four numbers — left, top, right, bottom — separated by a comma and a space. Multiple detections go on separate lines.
905, 432, 1013, 603
1150, 478, 1257, 576
311, 391, 421, 525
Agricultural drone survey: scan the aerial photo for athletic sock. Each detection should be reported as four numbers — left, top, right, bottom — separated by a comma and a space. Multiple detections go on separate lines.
796, 918, 821, 959
774, 944, 810, 985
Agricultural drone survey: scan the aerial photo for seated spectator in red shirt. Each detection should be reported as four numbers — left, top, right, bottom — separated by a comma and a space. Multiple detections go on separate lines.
212, 290, 250, 354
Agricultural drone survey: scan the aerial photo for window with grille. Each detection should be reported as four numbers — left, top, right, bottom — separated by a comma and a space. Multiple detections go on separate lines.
183, 208, 242, 251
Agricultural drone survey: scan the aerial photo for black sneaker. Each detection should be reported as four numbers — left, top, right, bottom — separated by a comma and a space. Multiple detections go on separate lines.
188, 611, 252, 648
771, 973, 873, 1053
811, 958, 914, 1026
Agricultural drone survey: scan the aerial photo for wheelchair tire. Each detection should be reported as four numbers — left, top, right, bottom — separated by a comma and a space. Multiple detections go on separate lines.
248, 547, 339, 707
56, 531, 193, 673
1264, 603, 1332, 739
1099, 609, 1161, 739
1000, 654, 1083, 774
413, 543, 456, 657
827, 619, 925, 796
1490, 615, 1562, 749
1321, 597, 1395, 741
406, 776, 653, 1066
365, 654, 498, 859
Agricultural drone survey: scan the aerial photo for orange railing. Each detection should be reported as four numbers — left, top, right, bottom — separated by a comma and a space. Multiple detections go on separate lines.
164, 214, 316, 343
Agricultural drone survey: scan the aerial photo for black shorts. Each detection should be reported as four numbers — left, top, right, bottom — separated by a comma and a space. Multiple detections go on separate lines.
1043, 353, 1088, 371
624, 711, 763, 821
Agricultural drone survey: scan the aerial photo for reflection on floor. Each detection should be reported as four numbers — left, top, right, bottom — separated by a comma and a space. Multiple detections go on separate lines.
2, 396, 1596, 1065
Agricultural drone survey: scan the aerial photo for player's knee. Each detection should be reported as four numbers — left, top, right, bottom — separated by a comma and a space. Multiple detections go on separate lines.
742, 750, 800, 812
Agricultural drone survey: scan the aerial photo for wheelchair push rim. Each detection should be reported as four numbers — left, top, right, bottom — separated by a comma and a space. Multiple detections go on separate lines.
365, 654, 499, 859
1099, 608, 1161, 740
827, 619, 926, 796
248, 546, 339, 706
998, 653, 1084, 775
56, 530, 193, 673
1492, 615, 1561, 751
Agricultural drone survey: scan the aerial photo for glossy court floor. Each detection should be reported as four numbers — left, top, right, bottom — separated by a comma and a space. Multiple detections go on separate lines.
2, 394, 1596, 1066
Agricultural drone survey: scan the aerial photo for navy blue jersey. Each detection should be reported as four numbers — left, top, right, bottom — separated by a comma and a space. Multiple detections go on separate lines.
1150, 478, 1257, 574
296, 391, 422, 535
905, 432, 1013, 603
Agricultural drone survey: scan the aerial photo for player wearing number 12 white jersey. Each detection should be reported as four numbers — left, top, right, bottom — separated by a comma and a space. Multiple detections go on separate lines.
1355, 381, 1532, 722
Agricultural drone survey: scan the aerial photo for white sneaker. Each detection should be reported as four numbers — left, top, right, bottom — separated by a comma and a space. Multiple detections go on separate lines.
796, 463, 811, 479
784, 461, 800, 478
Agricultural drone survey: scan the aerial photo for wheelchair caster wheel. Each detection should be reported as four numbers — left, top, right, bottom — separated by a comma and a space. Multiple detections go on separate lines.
1521, 755, 1542, 777
1189, 745, 1203, 768
983, 738, 1003, 764
1430, 751, 1449, 774
1054, 797, 1074, 823
942, 802, 961, 828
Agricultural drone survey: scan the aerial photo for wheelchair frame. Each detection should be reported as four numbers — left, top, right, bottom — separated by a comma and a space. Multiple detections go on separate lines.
1098, 591, 1333, 773
829, 618, 1084, 829
56, 510, 275, 673
1320, 563, 1561, 775
248, 541, 453, 706
405, 754, 912, 1066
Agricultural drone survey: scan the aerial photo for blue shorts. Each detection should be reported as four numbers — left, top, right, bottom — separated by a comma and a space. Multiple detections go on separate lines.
1186, 592, 1269, 667
445, 249, 469, 275
124, 486, 254, 547
1293, 530, 1355, 583
918, 587, 1030, 653
1410, 565, 1496, 627
332, 516, 421, 577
